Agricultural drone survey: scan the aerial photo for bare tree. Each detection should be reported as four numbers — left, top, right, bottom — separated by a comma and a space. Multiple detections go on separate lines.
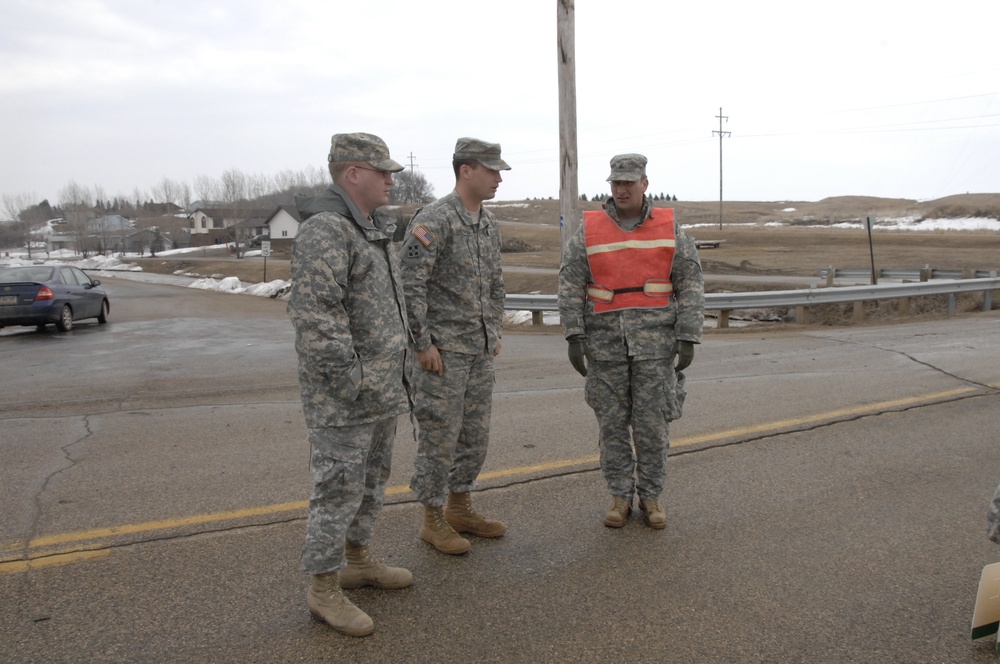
93, 184, 107, 212
59, 180, 94, 256
193, 174, 220, 205
178, 181, 192, 211
131, 186, 147, 214
220, 168, 249, 257
1, 192, 33, 223
2, 192, 38, 257
151, 177, 184, 207
59, 180, 92, 209
305, 164, 329, 188
246, 172, 272, 201
388, 169, 435, 205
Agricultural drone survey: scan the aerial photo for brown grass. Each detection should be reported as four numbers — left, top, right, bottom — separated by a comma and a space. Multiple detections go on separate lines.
132, 194, 1000, 325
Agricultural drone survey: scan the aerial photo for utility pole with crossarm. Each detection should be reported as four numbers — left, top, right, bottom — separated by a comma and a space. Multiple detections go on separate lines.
713, 107, 731, 231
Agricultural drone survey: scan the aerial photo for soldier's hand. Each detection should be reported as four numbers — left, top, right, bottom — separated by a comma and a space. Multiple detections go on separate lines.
418, 345, 444, 375
674, 340, 694, 372
567, 335, 588, 377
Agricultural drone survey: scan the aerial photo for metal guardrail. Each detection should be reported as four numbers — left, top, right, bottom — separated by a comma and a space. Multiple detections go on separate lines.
506, 276, 1000, 327
820, 267, 996, 281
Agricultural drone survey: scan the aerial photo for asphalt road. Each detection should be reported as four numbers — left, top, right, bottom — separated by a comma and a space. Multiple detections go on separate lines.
2, 277, 1000, 662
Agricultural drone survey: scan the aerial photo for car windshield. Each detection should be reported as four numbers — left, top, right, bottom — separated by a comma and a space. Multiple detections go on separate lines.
0, 267, 55, 283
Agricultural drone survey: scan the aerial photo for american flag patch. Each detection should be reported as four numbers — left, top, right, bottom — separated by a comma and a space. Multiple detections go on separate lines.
412, 224, 435, 247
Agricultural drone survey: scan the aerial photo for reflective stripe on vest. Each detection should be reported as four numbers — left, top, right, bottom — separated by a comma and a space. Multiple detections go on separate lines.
584, 208, 676, 313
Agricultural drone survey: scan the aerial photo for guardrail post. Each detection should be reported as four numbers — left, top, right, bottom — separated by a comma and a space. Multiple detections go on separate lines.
795, 305, 808, 324
826, 266, 834, 288
919, 265, 931, 282
986, 271, 998, 311
947, 294, 956, 316
531, 311, 543, 326
853, 300, 866, 323
718, 310, 730, 329
898, 297, 911, 315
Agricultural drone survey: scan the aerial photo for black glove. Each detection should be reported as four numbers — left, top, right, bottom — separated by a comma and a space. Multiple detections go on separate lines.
674, 340, 694, 371
567, 334, 587, 377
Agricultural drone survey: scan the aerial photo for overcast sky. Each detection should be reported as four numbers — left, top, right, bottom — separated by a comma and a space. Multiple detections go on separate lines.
2, 0, 998, 210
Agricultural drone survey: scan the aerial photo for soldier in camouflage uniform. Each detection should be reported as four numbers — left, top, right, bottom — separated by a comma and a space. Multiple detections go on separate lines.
287, 132, 413, 637
400, 137, 510, 555
558, 153, 704, 531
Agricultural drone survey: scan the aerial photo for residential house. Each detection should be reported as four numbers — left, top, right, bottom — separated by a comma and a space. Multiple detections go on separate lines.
47, 214, 135, 254
134, 214, 191, 249
261, 205, 302, 247
123, 228, 175, 255
188, 207, 272, 246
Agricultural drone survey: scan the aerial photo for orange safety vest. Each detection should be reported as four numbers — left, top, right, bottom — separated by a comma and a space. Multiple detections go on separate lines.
584, 208, 676, 313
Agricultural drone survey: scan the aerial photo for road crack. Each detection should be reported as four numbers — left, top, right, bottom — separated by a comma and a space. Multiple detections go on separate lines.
21, 416, 93, 560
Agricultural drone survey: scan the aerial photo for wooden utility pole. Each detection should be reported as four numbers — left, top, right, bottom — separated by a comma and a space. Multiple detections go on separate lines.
713, 107, 730, 231
557, 0, 580, 248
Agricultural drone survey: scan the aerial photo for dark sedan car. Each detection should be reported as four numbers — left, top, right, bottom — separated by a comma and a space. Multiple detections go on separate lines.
0, 265, 110, 332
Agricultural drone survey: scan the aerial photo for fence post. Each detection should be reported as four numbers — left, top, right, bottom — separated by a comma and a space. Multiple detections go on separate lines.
853, 300, 866, 323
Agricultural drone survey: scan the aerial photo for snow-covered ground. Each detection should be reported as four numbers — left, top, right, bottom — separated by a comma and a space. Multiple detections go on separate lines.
686, 216, 1000, 232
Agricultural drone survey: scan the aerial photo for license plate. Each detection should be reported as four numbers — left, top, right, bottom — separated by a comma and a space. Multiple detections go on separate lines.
0, 295, 16, 305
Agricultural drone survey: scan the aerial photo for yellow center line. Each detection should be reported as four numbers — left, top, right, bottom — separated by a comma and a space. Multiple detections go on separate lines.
1, 383, 991, 572
1, 550, 109, 574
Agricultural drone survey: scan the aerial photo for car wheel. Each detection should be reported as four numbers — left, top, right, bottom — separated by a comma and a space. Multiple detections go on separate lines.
98, 299, 109, 324
55, 304, 73, 332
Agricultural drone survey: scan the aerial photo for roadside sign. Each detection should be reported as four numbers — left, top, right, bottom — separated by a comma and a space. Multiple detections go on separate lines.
261, 241, 271, 257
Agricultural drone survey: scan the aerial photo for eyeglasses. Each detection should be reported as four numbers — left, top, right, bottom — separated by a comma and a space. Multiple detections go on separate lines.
354, 165, 394, 178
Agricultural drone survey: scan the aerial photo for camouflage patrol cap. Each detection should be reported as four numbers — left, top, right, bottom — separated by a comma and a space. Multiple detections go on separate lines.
453, 137, 511, 171
606, 153, 647, 182
328, 132, 404, 172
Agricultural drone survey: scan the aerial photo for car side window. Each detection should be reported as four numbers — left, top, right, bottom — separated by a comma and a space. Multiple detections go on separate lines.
72, 267, 93, 287
60, 267, 80, 285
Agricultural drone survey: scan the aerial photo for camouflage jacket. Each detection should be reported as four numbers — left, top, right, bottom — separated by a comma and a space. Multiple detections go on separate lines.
399, 190, 505, 355
287, 185, 411, 427
558, 198, 705, 361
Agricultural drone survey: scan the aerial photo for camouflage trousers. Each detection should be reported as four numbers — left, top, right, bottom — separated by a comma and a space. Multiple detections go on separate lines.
301, 417, 397, 575
585, 357, 676, 501
410, 348, 495, 507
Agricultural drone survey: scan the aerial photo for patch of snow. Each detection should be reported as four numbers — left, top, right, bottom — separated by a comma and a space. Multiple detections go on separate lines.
879, 216, 1000, 231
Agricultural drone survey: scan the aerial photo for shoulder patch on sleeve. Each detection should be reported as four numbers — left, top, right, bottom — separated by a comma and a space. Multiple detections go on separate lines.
412, 224, 435, 248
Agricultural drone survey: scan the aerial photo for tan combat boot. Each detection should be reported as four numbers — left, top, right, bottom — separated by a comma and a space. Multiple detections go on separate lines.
339, 544, 414, 589
639, 498, 666, 530
420, 505, 471, 554
603, 495, 632, 528
306, 571, 374, 637
445, 491, 508, 538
